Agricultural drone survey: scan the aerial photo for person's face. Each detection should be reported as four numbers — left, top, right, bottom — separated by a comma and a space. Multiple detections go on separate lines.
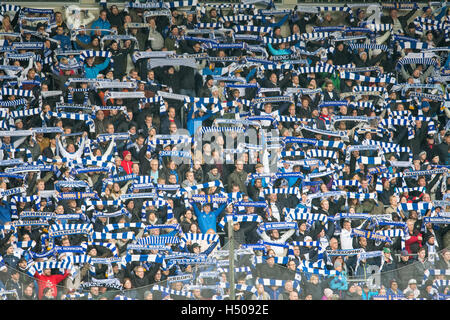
19, 259, 27, 269
343, 221, 351, 231
193, 43, 201, 52
168, 108, 176, 119
287, 261, 296, 271
169, 123, 177, 133
330, 238, 338, 249
289, 292, 299, 300
327, 83, 334, 92
443, 251, 450, 261
390, 9, 398, 19
444, 135, 450, 144
190, 224, 198, 233
271, 230, 279, 239
43, 268, 52, 276
11, 272, 20, 281
150, 160, 158, 171
100, 11, 107, 20
24, 286, 33, 296
136, 268, 145, 278
418, 250, 426, 259
130, 71, 138, 79
264, 104, 272, 114
288, 105, 295, 114
270, 73, 277, 83
56, 205, 65, 215
359, 237, 367, 247
361, 180, 368, 189
168, 175, 177, 184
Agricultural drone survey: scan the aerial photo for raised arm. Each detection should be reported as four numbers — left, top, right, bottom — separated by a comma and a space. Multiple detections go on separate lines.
279, 228, 295, 243
212, 203, 228, 217
102, 138, 115, 160
56, 136, 71, 158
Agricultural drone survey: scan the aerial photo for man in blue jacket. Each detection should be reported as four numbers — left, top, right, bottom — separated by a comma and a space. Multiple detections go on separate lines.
0, 200, 11, 224
52, 25, 71, 51
91, 10, 111, 37
84, 56, 111, 79
73, 25, 92, 50
191, 202, 228, 234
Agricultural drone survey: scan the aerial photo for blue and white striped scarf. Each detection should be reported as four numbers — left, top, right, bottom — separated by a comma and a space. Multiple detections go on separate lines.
1, 88, 34, 98
339, 71, 396, 84
79, 50, 112, 63
218, 214, 263, 230
177, 180, 224, 195
135, 236, 180, 245
150, 285, 193, 298
49, 223, 93, 238
397, 202, 434, 217
91, 232, 135, 241
351, 229, 392, 243
179, 233, 220, 250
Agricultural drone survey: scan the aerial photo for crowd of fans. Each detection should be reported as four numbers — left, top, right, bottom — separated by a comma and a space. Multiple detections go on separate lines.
0, 0, 449, 300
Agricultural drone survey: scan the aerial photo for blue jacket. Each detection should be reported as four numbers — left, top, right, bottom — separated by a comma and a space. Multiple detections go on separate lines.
362, 290, 378, 300
3, 254, 19, 270
52, 34, 72, 50
0, 202, 11, 224
192, 203, 227, 234
91, 18, 111, 36
329, 272, 348, 291
84, 57, 111, 79
186, 106, 213, 136
74, 34, 92, 50
267, 43, 292, 56
201, 67, 224, 76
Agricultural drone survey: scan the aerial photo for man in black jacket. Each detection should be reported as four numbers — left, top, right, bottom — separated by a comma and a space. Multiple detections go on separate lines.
130, 265, 151, 299
109, 40, 134, 80
380, 6, 418, 35
160, 66, 181, 93
436, 131, 450, 165
397, 250, 416, 291
5, 269, 23, 300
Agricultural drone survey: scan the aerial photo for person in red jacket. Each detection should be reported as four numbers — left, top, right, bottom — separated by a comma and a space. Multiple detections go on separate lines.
121, 150, 133, 174
34, 268, 70, 300
405, 219, 423, 254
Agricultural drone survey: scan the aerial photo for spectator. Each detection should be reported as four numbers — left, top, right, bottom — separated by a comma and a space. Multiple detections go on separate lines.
34, 268, 70, 300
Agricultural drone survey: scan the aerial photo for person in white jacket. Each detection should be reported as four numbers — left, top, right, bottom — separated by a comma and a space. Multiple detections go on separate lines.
56, 132, 88, 160
340, 219, 354, 250
257, 228, 296, 257
65, 5, 96, 31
